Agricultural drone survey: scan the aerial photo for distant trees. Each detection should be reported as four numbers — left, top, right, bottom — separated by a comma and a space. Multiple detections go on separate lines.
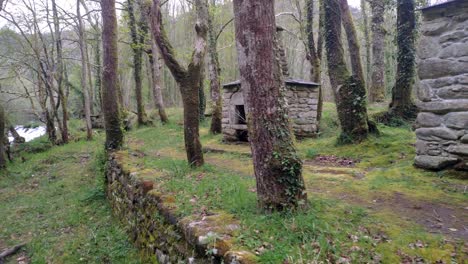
0, 104, 6, 169
151, 0, 208, 167
233, 0, 307, 210
324, 0, 376, 143
101, 0, 124, 150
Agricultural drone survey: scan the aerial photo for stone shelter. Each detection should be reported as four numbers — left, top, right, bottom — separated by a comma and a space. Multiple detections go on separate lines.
415, 0, 468, 171
222, 79, 321, 142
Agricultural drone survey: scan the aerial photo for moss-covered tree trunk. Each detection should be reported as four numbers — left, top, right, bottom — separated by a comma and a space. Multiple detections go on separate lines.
127, 0, 149, 126
389, 0, 417, 119
324, 0, 372, 143
369, 0, 386, 102
101, 0, 124, 150
0, 104, 6, 169
198, 66, 206, 122
306, 0, 321, 83
233, 0, 307, 211
151, 0, 207, 167
149, 38, 169, 123
207, 0, 222, 134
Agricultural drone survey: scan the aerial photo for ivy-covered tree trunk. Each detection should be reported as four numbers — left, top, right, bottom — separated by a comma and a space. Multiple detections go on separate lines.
369, 0, 386, 102
340, 0, 365, 86
127, 0, 149, 126
0, 104, 6, 169
198, 66, 206, 122
389, 0, 417, 119
306, 0, 320, 83
207, 0, 222, 134
233, 0, 307, 211
324, 0, 372, 143
151, 0, 207, 167
101, 0, 124, 150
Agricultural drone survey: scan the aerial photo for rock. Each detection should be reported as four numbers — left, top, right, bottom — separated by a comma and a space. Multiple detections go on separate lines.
417, 81, 434, 102
416, 112, 443, 127
416, 127, 459, 141
417, 99, 468, 114
461, 134, 468, 143
414, 155, 459, 170
447, 144, 468, 156
421, 19, 449, 36
418, 37, 440, 59
439, 30, 468, 44
435, 85, 468, 100
418, 58, 467, 79
439, 43, 468, 59
444, 112, 468, 129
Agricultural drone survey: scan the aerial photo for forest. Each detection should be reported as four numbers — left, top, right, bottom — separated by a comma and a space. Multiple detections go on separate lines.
0, 0, 467, 263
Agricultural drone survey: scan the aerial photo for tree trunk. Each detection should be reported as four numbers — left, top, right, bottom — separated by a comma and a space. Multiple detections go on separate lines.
151, 0, 207, 167
51, 0, 69, 144
101, 0, 124, 150
127, 0, 149, 126
340, 0, 365, 86
233, 0, 307, 211
389, 0, 417, 119
207, 0, 222, 134
9, 126, 25, 144
324, 0, 372, 143
361, 0, 371, 91
306, 0, 320, 83
198, 66, 206, 122
369, 0, 386, 102
77, 0, 93, 140
0, 104, 6, 169
149, 38, 169, 123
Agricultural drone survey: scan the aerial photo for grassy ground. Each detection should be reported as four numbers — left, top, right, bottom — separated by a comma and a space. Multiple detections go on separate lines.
127, 104, 467, 263
1, 104, 466, 263
0, 135, 140, 263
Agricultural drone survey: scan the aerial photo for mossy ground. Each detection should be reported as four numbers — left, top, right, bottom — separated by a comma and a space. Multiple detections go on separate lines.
127, 104, 467, 263
0, 134, 140, 263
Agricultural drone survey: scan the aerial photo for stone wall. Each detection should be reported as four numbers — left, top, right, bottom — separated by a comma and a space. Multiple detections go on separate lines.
222, 80, 320, 141
106, 151, 257, 263
415, 0, 468, 171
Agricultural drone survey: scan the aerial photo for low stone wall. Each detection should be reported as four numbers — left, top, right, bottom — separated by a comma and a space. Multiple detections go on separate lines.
106, 151, 257, 263
415, 0, 468, 171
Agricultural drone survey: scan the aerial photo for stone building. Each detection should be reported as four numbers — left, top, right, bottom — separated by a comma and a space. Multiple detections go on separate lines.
415, 0, 468, 171
222, 79, 320, 142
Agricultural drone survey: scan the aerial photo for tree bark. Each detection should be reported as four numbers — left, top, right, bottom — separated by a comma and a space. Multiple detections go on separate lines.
306, 0, 320, 83
368, 0, 386, 102
388, 0, 417, 119
233, 0, 307, 211
151, 0, 207, 167
340, 0, 365, 86
77, 0, 93, 140
9, 126, 25, 144
198, 66, 206, 122
101, 0, 124, 150
127, 0, 149, 126
324, 0, 372, 143
149, 38, 169, 123
361, 0, 372, 91
51, 0, 69, 144
207, 0, 222, 134
0, 104, 6, 169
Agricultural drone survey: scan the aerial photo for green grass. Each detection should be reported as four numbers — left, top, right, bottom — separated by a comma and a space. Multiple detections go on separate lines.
0, 137, 140, 264
123, 106, 466, 263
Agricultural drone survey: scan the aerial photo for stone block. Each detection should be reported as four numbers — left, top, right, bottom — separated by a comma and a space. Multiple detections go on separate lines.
416, 127, 459, 141
439, 43, 468, 59
447, 144, 468, 156
461, 134, 468, 143
435, 85, 468, 100
439, 30, 468, 44
417, 112, 443, 127
414, 155, 459, 170
417, 99, 468, 114
444, 111, 468, 129
418, 58, 467, 79
417, 81, 434, 102
421, 19, 449, 36
418, 36, 441, 59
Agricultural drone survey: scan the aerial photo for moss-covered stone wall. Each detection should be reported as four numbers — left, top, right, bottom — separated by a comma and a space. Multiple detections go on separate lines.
105, 151, 257, 264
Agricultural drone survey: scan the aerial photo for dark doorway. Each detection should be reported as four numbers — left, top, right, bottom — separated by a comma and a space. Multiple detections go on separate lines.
235, 105, 247, 125
236, 129, 249, 142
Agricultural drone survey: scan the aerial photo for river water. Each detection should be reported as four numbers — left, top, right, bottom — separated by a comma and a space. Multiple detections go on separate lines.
8, 126, 46, 143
